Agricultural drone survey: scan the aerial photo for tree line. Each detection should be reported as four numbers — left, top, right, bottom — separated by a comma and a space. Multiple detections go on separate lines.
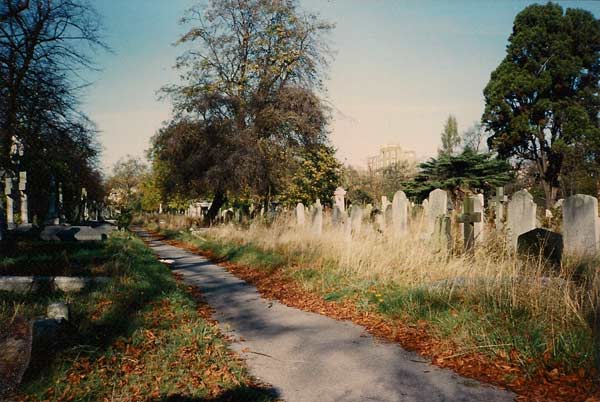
0, 0, 106, 227
109, 1, 600, 218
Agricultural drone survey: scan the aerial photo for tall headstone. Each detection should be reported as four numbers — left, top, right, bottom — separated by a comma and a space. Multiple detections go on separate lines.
392, 190, 409, 236
427, 189, 448, 235
5, 177, 14, 229
296, 202, 305, 227
507, 189, 537, 249
563, 194, 600, 257
45, 176, 59, 225
350, 205, 363, 235
81, 187, 88, 221
334, 187, 346, 212
18, 171, 28, 225
473, 194, 484, 243
384, 204, 393, 231
491, 187, 508, 230
312, 199, 323, 235
332, 205, 344, 227
458, 196, 482, 254
58, 183, 64, 222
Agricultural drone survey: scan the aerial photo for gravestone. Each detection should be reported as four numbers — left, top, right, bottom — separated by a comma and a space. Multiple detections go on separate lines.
427, 189, 448, 235
384, 204, 393, 231
296, 203, 305, 227
381, 195, 390, 211
507, 189, 537, 249
563, 194, 599, 257
312, 199, 323, 235
334, 187, 346, 212
433, 214, 452, 251
332, 205, 344, 227
0, 316, 32, 399
473, 194, 484, 243
350, 205, 363, 235
45, 176, 59, 225
392, 190, 409, 236
458, 196, 481, 254
19, 171, 28, 225
5, 177, 14, 229
364, 204, 373, 221
517, 228, 563, 266
374, 211, 385, 233
491, 187, 508, 230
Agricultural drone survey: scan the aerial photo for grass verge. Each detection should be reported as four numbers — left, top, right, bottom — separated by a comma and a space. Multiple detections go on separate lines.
2, 233, 277, 402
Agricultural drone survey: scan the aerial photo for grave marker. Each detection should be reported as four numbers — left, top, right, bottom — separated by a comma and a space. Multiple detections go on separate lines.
507, 189, 537, 249
458, 196, 481, 254
296, 202, 305, 227
563, 194, 599, 257
491, 187, 508, 230
392, 190, 409, 236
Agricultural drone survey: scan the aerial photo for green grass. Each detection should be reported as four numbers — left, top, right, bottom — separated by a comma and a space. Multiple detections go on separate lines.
2, 233, 277, 402
164, 228, 595, 376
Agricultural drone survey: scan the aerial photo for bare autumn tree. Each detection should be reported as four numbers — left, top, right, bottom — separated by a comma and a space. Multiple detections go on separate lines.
0, 0, 105, 226
158, 0, 334, 220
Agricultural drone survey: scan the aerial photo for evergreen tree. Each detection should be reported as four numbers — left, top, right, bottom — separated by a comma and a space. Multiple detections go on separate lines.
403, 149, 512, 204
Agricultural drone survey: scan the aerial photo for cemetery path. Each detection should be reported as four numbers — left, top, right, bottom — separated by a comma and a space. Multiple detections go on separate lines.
135, 229, 515, 402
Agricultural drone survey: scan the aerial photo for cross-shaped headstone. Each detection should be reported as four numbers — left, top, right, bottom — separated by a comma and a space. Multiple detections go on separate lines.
491, 187, 508, 230
458, 196, 482, 254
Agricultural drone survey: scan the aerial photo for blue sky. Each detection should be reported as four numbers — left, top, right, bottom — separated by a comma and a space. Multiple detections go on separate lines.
85, 0, 600, 172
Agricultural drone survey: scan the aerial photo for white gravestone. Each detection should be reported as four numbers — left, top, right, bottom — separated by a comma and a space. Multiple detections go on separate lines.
334, 187, 346, 212
427, 189, 448, 235
507, 189, 537, 249
392, 190, 409, 236
563, 194, 600, 257
381, 195, 390, 211
296, 202, 305, 227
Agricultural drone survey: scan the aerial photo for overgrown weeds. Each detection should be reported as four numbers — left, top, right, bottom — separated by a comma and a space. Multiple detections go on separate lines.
148, 213, 597, 375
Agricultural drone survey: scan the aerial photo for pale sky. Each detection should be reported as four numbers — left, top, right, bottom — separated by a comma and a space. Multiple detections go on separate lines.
84, 0, 600, 172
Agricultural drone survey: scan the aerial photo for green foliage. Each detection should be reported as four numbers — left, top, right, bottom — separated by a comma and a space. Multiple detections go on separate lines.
279, 144, 342, 205
439, 115, 461, 156
403, 149, 512, 202
381, 161, 417, 200
482, 3, 600, 205
152, 0, 334, 219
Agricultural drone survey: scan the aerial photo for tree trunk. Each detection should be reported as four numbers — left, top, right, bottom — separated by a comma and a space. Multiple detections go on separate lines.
542, 180, 559, 210
205, 190, 226, 226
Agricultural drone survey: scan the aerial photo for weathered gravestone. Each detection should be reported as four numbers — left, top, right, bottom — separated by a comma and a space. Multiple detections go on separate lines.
433, 214, 452, 251
332, 205, 345, 227
458, 196, 482, 254
334, 187, 346, 212
392, 190, 409, 236
5, 177, 14, 229
427, 189, 448, 235
350, 205, 363, 235
517, 228, 563, 266
491, 187, 508, 230
381, 195, 390, 212
0, 316, 32, 399
563, 194, 600, 257
473, 194, 484, 244
384, 204, 393, 231
311, 200, 323, 235
296, 203, 305, 227
507, 189, 537, 249
19, 171, 28, 225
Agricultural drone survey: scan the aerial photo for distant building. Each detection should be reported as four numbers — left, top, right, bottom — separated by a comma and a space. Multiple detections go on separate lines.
367, 144, 417, 171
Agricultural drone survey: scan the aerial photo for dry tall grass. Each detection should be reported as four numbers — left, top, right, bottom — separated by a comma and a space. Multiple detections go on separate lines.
147, 209, 598, 368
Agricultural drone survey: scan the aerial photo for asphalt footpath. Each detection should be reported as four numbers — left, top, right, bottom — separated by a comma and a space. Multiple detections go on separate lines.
135, 228, 514, 402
